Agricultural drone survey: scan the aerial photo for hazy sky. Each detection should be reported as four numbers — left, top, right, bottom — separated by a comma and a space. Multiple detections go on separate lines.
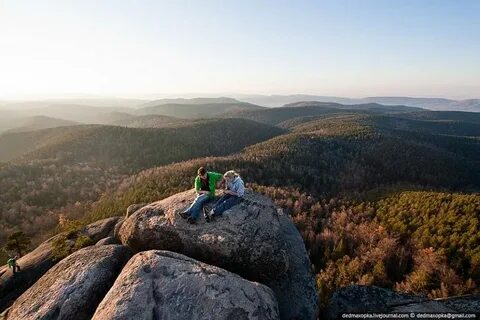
0, 0, 479, 99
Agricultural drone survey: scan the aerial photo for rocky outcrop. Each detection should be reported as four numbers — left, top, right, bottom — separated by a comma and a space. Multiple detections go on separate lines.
6, 245, 132, 320
267, 209, 318, 320
83, 216, 121, 242
126, 203, 147, 218
2, 191, 318, 319
119, 190, 289, 283
0, 217, 121, 312
96, 236, 119, 245
113, 217, 125, 240
439, 295, 480, 313
92, 250, 279, 320
0, 235, 59, 312
392, 295, 480, 313
325, 285, 480, 319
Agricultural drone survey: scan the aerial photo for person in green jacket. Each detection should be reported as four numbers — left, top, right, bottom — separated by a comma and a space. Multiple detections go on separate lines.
7, 256, 20, 275
178, 167, 223, 224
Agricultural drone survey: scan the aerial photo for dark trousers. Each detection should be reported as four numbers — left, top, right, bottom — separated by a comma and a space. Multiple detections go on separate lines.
212, 194, 242, 216
11, 265, 20, 274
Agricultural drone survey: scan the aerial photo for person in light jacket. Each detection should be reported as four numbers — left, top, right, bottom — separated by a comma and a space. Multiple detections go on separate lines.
204, 170, 244, 222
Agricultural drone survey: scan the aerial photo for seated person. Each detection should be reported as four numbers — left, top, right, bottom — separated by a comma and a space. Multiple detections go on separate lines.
204, 170, 244, 222
179, 167, 223, 224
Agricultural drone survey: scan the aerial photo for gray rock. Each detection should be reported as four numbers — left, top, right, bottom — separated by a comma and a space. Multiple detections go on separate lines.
119, 190, 289, 283
84, 216, 121, 242
92, 250, 279, 320
0, 217, 121, 312
6, 245, 132, 320
113, 217, 125, 240
392, 301, 455, 312
0, 308, 8, 320
95, 236, 119, 245
267, 209, 318, 320
0, 235, 59, 312
439, 295, 480, 313
325, 285, 424, 318
126, 203, 147, 218
325, 286, 480, 318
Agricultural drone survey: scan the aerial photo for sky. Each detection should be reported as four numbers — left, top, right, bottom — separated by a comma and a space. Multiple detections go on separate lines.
0, 0, 479, 100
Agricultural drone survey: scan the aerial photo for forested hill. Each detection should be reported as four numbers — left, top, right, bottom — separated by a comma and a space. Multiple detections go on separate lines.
367, 115, 480, 137
397, 110, 480, 124
135, 102, 265, 118
0, 118, 284, 247
282, 101, 423, 113
0, 118, 284, 167
1, 116, 79, 134
89, 113, 480, 218
110, 114, 183, 128
221, 103, 424, 126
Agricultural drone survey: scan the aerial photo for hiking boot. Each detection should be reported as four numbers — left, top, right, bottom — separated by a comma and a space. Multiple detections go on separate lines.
187, 216, 196, 224
203, 207, 211, 222
178, 211, 189, 219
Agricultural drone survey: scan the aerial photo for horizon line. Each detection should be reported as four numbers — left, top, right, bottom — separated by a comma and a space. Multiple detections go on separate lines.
0, 92, 478, 102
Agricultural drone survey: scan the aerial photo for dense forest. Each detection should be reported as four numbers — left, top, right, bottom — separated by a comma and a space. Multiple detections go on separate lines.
1, 104, 479, 309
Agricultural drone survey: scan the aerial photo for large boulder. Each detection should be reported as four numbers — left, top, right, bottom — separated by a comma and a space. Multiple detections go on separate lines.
92, 250, 280, 320
125, 203, 147, 218
6, 245, 132, 320
96, 236, 119, 245
324, 285, 480, 318
113, 217, 125, 240
118, 190, 289, 283
0, 217, 121, 312
83, 216, 121, 242
267, 209, 318, 320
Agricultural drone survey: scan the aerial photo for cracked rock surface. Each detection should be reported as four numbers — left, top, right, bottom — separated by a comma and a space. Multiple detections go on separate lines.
92, 250, 280, 320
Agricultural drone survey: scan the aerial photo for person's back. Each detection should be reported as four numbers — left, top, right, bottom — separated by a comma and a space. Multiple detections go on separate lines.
227, 175, 245, 198
205, 170, 245, 221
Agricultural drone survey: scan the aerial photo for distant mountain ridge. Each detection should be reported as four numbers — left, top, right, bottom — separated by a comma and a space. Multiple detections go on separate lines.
138, 97, 242, 108
0, 98, 146, 109
10, 104, 135, 124
236, 94, 480, 111
135, 102, 265, 118
221, 102, 423, 126
3, 116, 79, 133
111, 114, 183, 128
282, 101, 423, 112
